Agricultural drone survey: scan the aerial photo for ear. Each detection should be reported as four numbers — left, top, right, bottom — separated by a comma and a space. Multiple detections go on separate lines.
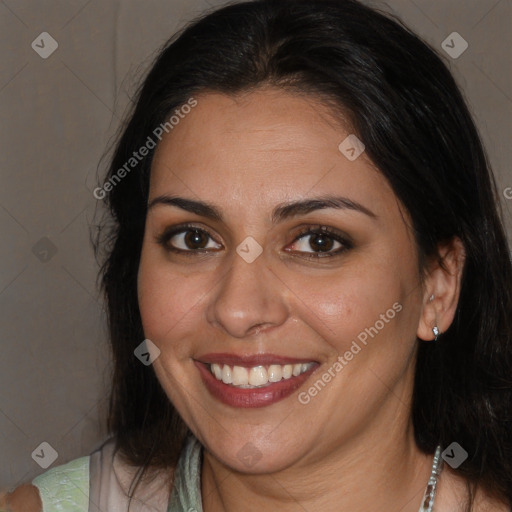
416, 236, 466, 341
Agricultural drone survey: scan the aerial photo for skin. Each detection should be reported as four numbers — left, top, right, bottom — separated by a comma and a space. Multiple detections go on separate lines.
0, 485, 42, 512
4, 88, 506, 512
136, 86, 469, 512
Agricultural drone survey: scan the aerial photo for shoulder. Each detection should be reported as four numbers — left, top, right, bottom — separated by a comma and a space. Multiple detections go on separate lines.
0, 484, 42, 512
4, 454, 90, 512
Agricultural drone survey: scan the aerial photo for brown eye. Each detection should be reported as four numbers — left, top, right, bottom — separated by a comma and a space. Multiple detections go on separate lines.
156, 225, 222, 253
306, 232, 336, 252
287, 226, 353, 258
182, 229, 209, 249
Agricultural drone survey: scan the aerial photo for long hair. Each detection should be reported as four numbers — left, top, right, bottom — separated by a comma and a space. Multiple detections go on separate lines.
93, 0, 512, 508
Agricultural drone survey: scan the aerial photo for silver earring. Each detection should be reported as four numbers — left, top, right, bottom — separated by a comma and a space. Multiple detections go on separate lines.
432, 326, 440, 341
429, 294, 435, 302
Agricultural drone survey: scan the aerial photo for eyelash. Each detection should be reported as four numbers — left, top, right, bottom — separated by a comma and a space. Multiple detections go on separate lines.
155, 223, 353, 259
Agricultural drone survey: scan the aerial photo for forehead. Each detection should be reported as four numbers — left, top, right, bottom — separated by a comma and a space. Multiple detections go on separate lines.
149, 88, 398, 222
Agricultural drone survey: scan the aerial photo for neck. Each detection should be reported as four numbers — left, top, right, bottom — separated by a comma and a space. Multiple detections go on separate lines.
201, 405, 434, 512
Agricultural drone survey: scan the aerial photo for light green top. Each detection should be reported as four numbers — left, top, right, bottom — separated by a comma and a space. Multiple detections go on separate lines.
31, 456, 90, 511
168, 434, 202, 511
31, 435, 202, 512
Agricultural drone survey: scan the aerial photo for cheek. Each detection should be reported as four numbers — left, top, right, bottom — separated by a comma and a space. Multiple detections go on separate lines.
137, 252, 204, 350
296, 264, 420, 388
293, 262, 404, 348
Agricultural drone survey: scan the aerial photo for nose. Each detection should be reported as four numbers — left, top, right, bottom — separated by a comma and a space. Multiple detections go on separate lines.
206, 248, 289, 339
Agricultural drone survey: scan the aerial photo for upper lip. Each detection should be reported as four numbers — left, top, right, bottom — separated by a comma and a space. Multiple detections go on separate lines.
196, 352, 319, 367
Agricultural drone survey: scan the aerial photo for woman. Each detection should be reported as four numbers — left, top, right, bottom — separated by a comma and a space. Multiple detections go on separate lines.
3, 0, 511, 510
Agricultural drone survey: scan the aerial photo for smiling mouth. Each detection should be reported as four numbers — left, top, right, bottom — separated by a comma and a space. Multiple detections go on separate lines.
195, 354, 320, 408
209, 362, 316, 388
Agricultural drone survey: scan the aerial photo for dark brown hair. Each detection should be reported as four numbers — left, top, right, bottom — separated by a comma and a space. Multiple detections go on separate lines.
93, 0, 512, 508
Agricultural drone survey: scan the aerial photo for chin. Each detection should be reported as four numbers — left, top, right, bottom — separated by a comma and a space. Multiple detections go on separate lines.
199, 426, 310, 474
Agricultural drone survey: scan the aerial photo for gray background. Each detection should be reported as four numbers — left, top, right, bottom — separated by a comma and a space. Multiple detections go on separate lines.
1, 0, 511, 489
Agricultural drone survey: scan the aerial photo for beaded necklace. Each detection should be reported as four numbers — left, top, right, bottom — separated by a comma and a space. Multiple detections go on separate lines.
418, 445, 444, 512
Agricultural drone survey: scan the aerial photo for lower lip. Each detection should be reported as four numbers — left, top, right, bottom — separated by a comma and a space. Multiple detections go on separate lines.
195, 361, 318, 408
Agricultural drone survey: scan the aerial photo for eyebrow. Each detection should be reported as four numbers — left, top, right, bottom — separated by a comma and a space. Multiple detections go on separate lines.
147, 194, 377, 223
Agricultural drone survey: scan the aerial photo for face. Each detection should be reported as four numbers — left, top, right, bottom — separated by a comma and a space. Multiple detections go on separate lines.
137, 87, 426, 474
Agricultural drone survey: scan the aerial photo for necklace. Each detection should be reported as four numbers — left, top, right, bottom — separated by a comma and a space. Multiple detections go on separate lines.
418, 445, 443, 512
168, 437, 446, 512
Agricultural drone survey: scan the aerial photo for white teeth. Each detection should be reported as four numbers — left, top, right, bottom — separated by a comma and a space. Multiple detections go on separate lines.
268, 365, 282, 382
249, 366, 268, 386
232, 366, 249, 386
209, 362, 315, 388
221, 364, 232, 384
212, 363, 223, 380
